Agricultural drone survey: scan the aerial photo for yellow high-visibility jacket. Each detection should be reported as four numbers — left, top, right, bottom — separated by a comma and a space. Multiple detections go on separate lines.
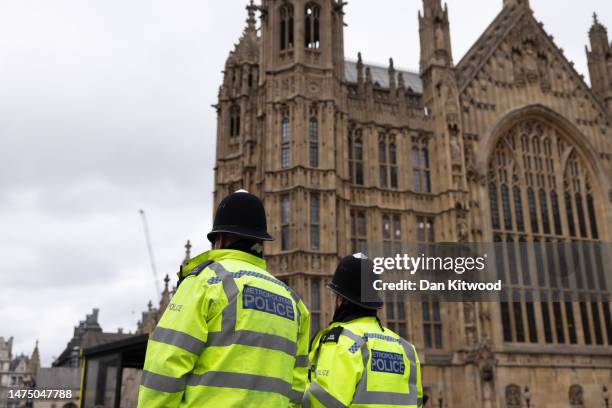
138, 249, 310, 407
304, 316, 422, 408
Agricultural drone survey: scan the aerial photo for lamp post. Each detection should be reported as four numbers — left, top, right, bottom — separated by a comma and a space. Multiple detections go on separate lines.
603, 385, 609, 408
523, 386, 531, 408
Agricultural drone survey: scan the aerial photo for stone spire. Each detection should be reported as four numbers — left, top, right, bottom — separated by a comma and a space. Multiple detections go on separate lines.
589, 13, 608, 43
159, 274, 171, 312
246, 0, 257, 33
503, 0, 529, 8
357, 52, 365, 95
586, 12, 612, 111
388, 58, 397, 97
422, 0, 443, 18
419, 0, 454, 73
28, 340, 40, 377
182, 240, 192, 266
398, 72, 406, 91
227, 0, 260, 65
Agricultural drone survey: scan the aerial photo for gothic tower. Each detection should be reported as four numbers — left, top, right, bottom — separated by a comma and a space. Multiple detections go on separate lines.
213, 2, 261, 200
212, 1, 350, 334
259, 0, 349, 335
419, 0, 469, 242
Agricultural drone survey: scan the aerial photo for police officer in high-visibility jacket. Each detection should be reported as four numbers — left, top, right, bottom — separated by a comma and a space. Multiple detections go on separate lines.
138, 190, 310, 407
304, 254, 423, 408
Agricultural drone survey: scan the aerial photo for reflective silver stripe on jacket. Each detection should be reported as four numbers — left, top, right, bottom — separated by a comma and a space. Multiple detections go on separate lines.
289, 388, 304, 404
304, 382, 346, 408
141, 370, 186, 393
187, 371, 292, 397
346, 328, 419, 406
207, 329, 297, 355
150, 327, 206, 355
205, 262, 300, 356
401, 339, 419, 407
295, 354, 309, 368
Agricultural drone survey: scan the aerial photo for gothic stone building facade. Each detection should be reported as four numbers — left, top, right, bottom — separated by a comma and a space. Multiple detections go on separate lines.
213, 0, 612, 406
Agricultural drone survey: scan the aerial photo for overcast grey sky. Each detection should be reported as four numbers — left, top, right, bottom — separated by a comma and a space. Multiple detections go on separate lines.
0, 0, 610, 366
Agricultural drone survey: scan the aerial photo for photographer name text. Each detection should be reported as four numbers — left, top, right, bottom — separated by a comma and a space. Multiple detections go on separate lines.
373, 279, 503, 291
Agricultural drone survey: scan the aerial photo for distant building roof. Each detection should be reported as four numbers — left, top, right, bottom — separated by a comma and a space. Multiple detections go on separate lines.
53, 308, 132, 367
82, 331, 133, 349
36, 367, 80, 390
9, 355, 28, 372
344, 60, 423, 94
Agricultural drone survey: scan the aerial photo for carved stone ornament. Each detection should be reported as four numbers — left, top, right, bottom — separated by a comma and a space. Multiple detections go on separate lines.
457, 219, 469, 242
312, 256, 321, 271
505, 384, 521, 408
456, 202, 469, 242
449, 127, 462, 165
508, 16, 552, 92
569, 384, 584, 407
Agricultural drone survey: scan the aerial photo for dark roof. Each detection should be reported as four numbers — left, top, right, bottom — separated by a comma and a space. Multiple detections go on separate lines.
54, 331, 132, 367
82, 333, 149, 358
344, 60, 423, 94
82, 331, 133, 349
82, 334, 149, 370
36, 367, 80, 390
9, 355, 28, 372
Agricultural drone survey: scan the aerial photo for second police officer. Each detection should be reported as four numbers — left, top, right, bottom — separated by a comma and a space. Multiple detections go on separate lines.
138, 190, 310, 407
304, 254, 423, 408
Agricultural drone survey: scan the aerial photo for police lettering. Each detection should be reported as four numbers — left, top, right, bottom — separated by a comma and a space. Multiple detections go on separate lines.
370, 350, 405, 375
242, 285, 295, 320
168, 303, 183, 312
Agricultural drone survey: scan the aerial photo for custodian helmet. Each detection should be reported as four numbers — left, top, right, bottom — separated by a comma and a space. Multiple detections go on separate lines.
328, 253, 383, 309
207, 190, 274, 243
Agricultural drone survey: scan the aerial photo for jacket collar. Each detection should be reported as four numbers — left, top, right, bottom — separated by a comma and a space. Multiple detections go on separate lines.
332, 301, 377, 323
180, 249, 266, 278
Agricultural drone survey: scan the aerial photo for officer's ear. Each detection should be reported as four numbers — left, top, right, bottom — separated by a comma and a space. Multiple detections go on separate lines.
334, 294, 344, 308
211, 233, 224, 249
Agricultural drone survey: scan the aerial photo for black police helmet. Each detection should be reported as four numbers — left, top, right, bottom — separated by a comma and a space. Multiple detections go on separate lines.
207, 190, 274, 243
327, 253, 383, 309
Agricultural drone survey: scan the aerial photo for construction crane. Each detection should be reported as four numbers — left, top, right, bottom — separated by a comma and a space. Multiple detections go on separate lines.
139, 209, 161, 301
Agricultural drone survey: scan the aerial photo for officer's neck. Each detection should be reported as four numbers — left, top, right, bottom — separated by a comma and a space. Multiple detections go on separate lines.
223, 239, 264, 258
332, 301, 376, 324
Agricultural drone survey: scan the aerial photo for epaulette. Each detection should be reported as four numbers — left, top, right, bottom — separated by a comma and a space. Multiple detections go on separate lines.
321, 326, 344, 344
176, 260, 215, 288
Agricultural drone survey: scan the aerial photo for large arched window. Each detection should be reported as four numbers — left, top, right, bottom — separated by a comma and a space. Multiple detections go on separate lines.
488, 118, 610, 346
304, 3, 321, 49
279, 5, 294, 51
